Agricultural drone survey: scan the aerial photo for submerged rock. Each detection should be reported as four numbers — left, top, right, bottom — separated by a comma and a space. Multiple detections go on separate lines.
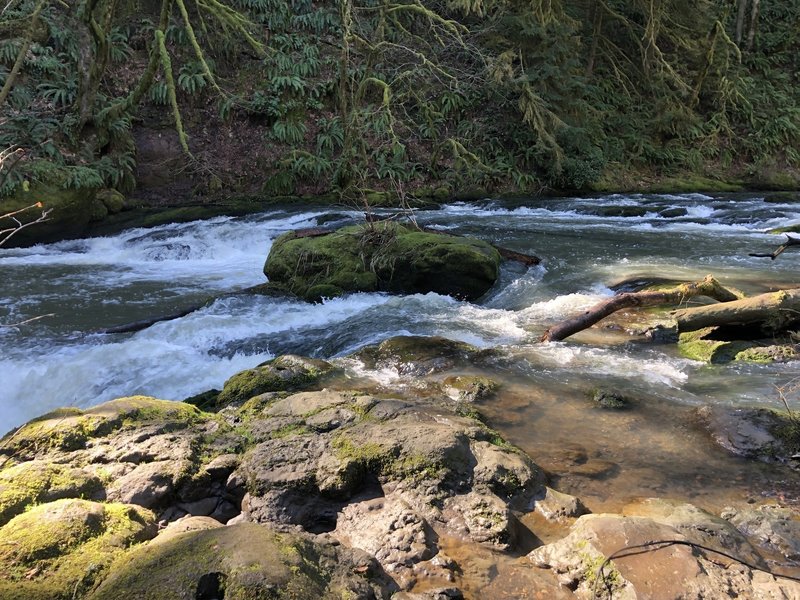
264, 222, 502, 302
354, 335, 482, 376
695, 405, 800, 466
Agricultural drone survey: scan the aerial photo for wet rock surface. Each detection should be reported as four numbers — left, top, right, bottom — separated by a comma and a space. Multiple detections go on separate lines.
695, 405, 800, 467
528, 510, 800, 599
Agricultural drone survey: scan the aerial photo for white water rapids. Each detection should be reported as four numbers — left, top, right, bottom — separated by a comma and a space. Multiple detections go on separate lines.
2, 193, 800, 433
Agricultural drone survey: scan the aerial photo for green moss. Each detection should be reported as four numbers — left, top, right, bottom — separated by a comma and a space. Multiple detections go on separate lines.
216, 355, 334, 407
677, 329, 753, 363
1, 397, 207, 459
332, 435, 443, 483
735, 345, 798, 363
271, 423, 310, 439
0, 178, 102, 247
0, 461, 103, 526
264, 222, 501, 302
90, 523, 348, 600
0, 499, 156, 600
579, 550, 624, 592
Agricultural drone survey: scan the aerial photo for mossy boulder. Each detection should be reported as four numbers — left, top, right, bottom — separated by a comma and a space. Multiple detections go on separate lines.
0, 499, 157, 600
216, 354, 335, 407
0, 396, 206, 461
264, 222, 501, 302
0, 461, 103, 526
0, 180, 103, 247
89, 521, 394, 600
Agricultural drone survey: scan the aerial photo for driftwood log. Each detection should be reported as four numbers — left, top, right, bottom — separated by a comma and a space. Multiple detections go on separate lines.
540, 275, 739, 342
673, 288, 800, 333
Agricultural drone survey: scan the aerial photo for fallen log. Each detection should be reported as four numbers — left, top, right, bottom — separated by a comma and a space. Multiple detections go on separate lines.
673, 287, 800, 333
540, 275, 739, 342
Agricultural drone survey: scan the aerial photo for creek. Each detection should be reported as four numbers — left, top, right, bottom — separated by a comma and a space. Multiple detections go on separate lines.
2, 192, 800, 517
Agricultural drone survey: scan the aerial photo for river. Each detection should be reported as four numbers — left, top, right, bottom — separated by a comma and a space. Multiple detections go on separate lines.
2, 192, 800, 514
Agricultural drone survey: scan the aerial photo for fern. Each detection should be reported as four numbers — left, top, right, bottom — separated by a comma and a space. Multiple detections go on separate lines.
178, 61, 208, 95
271, 118, 307, 143
109, 27, 133, 63
149, 81, 169, 105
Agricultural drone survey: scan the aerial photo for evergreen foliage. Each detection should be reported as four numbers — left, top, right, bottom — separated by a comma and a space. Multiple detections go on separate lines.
0, 0, 798, 198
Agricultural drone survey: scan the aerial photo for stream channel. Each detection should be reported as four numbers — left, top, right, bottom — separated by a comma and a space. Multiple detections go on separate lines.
2, 192, 800, 537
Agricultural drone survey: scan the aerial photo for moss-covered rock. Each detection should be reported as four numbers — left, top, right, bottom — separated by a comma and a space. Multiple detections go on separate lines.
95, 189, 126, 214
89, 522, 394, 600
677, 328, 754, 363
216, 354, 335, 407
0, 499, 157, 600
1, 396, 206, 461
0, 461, 103, 526
0, 180, 101, 247
264, 222, 501, 302
442, 375, 498, 403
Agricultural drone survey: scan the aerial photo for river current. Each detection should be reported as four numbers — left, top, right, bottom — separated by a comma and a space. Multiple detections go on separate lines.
2, 193, 800, 498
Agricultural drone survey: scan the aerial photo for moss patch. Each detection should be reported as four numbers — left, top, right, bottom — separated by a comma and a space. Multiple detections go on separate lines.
89, 522, 376, 600
0, 461, 103, 526
0, 499, 157, 600
1, 396, 207, 460
677, 329, 753, 363
216, 355, 335, 407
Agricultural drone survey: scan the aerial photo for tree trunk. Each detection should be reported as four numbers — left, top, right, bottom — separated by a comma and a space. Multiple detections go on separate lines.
540, 275, 739, 342
746, 0, 760, 51
735, 0, 749, 45
0, 0, 47, 109
673, 288, 800, 334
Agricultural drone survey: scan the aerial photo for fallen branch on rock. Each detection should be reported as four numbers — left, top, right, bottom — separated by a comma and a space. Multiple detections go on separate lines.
750, 234, 800, 260
540, 275, 739, 342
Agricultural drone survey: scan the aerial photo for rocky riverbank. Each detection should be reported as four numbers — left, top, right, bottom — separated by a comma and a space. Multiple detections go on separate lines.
2, 335, 800, 599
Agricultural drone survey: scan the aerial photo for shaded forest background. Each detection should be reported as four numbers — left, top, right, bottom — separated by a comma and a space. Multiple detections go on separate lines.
0, 0, 798, 208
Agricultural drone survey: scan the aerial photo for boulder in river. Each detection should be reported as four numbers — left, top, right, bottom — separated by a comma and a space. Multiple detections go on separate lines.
264, 222, 502, 302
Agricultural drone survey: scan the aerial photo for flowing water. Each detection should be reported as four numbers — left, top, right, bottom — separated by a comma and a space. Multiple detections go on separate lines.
3, 193, 800, 518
